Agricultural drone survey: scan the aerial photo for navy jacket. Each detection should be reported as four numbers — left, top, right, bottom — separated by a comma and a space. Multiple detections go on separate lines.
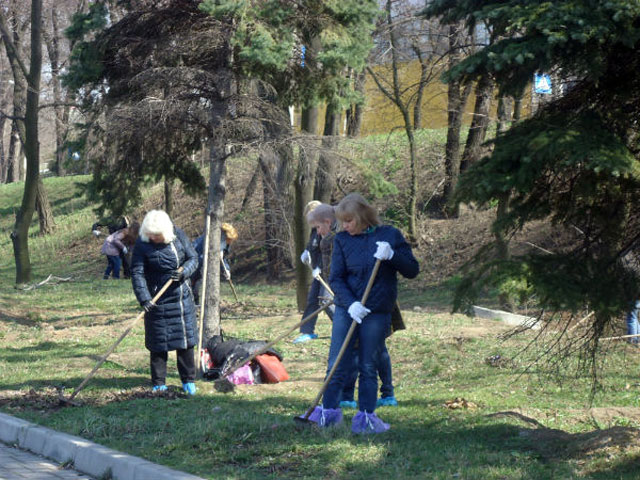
329, 225, 419, 314
306, 228, 322, 270
131, 228, 199, 352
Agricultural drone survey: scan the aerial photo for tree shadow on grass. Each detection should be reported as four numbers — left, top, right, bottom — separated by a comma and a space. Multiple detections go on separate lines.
2, 383, 639, 479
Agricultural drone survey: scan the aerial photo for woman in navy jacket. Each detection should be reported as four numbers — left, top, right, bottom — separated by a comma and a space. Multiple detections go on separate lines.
305, 193, 419, 433
131, 210, 199, 395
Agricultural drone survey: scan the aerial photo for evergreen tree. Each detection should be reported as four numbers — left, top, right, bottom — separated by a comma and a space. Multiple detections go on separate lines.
425, 1, 640, 340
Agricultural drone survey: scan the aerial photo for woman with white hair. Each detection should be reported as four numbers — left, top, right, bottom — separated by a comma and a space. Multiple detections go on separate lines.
131, 210, 199, 395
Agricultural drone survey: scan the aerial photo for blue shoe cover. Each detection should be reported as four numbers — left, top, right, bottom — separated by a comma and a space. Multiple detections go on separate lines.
293, 333, 318, 344
152, 385, 167, 392
351, 411, 390, 434
339, 400, 357, 409
376, 396, 398, 407
302, 406, 343, 427
182, 382, 196, 395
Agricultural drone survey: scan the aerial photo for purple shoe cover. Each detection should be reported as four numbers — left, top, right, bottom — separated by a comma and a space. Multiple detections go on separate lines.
351, 411, 390, 434
302, 406, 343, 427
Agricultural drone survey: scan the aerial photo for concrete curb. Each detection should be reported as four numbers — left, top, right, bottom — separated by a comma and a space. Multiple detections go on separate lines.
472, 305, 541, 330
0, 412, 206, 480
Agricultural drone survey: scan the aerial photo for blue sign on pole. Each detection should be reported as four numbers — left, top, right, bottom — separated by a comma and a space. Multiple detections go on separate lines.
534, 73, 552, 94
301, 45, 306, 68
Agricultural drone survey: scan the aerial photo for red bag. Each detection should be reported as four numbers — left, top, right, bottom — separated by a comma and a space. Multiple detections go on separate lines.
255, 354, 289, 383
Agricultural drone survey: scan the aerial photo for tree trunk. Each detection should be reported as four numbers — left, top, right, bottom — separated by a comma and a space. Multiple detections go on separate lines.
240, 161, 261, 213
0, 116, 6, 183
10, 0, 43, 285
293, 106, 318, 309
314, 101, 339, 203
259, 149, 286, 280
43, 7, 66, 176
202, 140, 225, 341
513, 94, 523, 123
6, 123, 18, 183
36, 177, 55, 235
460, 74, 494, 172
17, 142, 25, 182
496, 96, 511, 133
412, 50, 429, 131
494, 192, 511, 309
347, 71, 365, 137
402, 109, 418, 242
443, 24, 472, 218
164, 177, 173, 216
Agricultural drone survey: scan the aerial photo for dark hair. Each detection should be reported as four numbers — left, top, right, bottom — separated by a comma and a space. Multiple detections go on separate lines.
335, 193, 380, 231
121, 222, 140, 247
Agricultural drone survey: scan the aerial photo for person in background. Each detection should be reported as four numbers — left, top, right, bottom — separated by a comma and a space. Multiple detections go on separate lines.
120, 222, 140, 279
101, 228, 128, 279
301, 193, 419, 434
293, 200, 325, 344
627, 300, 640, 344
191, 222, 238, 304
131, 210, 199, 395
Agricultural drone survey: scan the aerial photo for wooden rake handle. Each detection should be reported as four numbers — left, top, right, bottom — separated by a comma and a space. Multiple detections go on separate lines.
66, 269, 182, 403
314, 273, 334, 297
301, 258, 382, 420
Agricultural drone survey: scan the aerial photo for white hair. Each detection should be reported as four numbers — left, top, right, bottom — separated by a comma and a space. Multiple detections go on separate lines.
140, 210, 176, 243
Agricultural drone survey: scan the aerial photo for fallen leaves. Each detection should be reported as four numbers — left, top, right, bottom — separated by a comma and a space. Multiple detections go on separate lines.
444, 397, 478, 410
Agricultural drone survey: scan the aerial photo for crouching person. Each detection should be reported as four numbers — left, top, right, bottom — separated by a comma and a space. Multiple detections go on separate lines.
131, 210, 199, 395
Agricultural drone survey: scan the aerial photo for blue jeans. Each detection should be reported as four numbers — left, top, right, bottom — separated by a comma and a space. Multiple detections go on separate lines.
627, 300, 640, 344
340, 343, 394, 402
104, 255, 121, 279
322, 306, 390, 412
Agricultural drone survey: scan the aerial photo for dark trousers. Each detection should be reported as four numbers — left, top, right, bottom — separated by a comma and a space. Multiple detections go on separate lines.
120, 251, 131, 279
340, 343, 394, 402
300, 279, 333, 334
150, 347, 196, 386
322, 308, 390, 412
104, 255, 121, 279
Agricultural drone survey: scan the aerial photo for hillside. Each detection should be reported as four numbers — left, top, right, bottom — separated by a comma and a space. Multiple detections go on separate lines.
0, 130, 561, 313
2, 142, 640, 480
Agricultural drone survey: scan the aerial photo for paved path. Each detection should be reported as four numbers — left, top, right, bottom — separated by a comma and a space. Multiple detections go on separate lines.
0, 413, 205, 480
0, 442, 94, 480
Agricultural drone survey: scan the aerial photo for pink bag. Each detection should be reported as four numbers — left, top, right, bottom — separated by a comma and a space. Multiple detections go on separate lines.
226, 363, 254, 385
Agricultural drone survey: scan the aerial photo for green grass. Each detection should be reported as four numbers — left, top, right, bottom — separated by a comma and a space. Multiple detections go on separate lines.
2, 176, 640, 479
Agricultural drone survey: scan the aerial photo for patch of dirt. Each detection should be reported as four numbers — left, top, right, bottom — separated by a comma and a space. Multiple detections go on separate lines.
488, 410, 640, 460
589, 407, 640, 426
0, 386, 197, 412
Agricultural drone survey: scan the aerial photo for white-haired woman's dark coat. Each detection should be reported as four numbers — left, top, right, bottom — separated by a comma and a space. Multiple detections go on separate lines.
131, 228, 199, 352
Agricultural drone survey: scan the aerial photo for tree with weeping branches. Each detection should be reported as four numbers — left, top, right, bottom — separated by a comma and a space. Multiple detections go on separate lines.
66, 0, 378, 337
65, 0, 291, 338
424, 0, 640, 383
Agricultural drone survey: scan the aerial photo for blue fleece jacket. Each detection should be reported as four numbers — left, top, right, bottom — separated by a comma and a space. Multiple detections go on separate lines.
329, 225, 419, 314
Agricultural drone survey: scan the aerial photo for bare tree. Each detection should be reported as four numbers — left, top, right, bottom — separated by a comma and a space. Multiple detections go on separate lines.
367, 0, 448, 240
0, 0, 44, 284
42, 0, 86, 176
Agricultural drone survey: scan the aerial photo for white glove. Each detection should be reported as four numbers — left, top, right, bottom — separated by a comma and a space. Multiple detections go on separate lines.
122, 247, 128, 255
374, 241, 394, 260
312, 267, 321, 279
347, 301, 371, 324
300, 249, 311, 266
92, 230, 101, 237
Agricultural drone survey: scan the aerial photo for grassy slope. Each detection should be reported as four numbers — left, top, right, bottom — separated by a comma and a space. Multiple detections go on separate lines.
1, 175, 640, 479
